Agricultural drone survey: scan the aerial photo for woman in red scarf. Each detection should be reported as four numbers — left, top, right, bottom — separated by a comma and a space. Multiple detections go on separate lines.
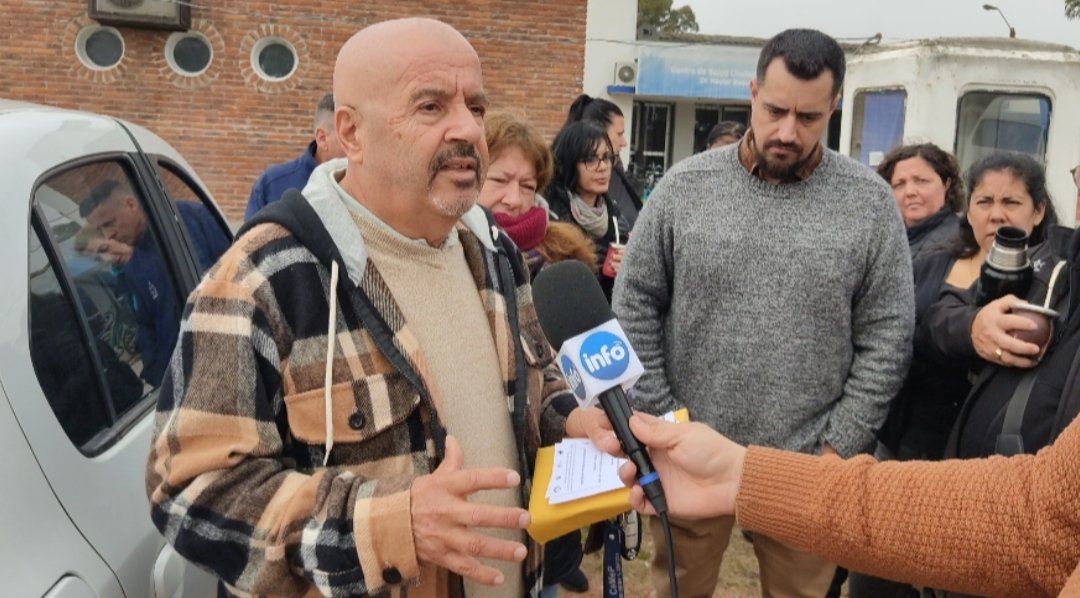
478, 112, 597, 597
479, 113, 596, 279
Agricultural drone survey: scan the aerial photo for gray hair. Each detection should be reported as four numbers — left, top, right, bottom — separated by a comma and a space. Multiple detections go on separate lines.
313, 93, 335, 131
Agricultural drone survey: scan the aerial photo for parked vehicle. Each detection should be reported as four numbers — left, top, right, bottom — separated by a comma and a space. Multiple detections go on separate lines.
840, 37, 1080, 223
0, 99, 230, 597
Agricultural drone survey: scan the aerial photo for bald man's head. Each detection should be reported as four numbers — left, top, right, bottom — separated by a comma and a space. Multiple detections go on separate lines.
331, 18, 490, 243
334, 18, 478, 115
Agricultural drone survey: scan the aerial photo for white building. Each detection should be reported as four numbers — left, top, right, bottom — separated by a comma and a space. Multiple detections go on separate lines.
582, 19, 1080, 220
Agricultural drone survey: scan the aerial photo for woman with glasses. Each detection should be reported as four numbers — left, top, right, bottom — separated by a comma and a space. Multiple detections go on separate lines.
564, 94, 644, 230
546, 121, 630, 301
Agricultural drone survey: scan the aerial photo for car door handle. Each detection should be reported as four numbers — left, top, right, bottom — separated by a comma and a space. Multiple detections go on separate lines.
152, 544, 186, 598
43, 576, 98, 598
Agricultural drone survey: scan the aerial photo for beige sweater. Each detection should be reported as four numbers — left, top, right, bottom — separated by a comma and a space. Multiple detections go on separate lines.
737, 415, 1080, 597
350, 209, 523, 597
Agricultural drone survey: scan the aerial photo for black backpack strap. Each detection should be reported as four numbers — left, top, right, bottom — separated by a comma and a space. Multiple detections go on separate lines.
943, 365, 995, 458
993, 369, 1038, 456
1049, 346, 1080, 440
999, 259, 1070, 450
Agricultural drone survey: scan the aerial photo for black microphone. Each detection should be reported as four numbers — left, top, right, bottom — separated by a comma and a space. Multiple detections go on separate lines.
532, 260, 668, 515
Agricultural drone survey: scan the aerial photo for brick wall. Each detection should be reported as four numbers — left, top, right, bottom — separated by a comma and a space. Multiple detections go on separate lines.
3, 0, 588, 223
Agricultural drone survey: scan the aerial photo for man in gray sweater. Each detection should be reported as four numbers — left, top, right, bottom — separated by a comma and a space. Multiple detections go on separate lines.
612, 29, 914, 598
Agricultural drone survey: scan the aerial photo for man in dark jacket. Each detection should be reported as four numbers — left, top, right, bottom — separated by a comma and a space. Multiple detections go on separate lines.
80, 180, 227, 385
243, 93, 345, 221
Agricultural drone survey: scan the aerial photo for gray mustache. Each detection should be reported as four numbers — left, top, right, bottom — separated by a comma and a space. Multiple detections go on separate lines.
430, 144, 482, 179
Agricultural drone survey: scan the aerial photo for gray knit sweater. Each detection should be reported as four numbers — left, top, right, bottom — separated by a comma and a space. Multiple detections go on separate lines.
613, 145, 914, 457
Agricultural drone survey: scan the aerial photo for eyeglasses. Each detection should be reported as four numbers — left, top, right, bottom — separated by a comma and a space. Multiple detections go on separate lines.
581, 153, 616, 171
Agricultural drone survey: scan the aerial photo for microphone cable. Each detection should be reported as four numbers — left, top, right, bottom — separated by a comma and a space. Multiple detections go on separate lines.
643, 479, 678, 598
659, 510, 678, 598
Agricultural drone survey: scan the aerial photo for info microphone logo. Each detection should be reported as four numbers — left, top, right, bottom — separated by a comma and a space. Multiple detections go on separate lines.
579, 331, 630, 380
560, 355, 587, 400
552, 319, 643, 409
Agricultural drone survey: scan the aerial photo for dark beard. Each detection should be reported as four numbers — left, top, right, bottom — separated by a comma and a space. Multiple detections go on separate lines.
753, 141, 811, 182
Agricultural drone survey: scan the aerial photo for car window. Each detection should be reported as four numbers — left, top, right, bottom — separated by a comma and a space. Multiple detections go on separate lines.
955, 91, 1051, 174
153, 160, 232, 274
29, 160, 184, 451
849, 89, 907, 167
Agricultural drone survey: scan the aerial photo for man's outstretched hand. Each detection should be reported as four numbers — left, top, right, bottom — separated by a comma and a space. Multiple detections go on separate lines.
410, 436, 530, 585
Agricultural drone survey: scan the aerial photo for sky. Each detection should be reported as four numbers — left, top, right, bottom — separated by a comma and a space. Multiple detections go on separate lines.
680, 0, 1080, 48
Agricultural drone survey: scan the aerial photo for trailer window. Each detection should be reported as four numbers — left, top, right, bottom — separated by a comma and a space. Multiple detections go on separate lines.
849, 89, 906, 167
955, 92, 1051, 174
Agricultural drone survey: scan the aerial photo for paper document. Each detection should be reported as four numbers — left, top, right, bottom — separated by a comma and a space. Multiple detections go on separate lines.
545, 411, 681, 505
546, 439, 627, 505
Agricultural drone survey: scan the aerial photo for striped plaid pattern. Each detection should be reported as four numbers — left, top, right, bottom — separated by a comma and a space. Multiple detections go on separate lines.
147, 208, 572, 597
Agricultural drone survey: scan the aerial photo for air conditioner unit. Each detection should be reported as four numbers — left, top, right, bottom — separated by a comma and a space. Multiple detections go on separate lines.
613, 61, 637, 86
88, 0, 191, 31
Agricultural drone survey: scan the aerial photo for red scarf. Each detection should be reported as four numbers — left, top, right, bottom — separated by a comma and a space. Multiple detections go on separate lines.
494, 206, 548, 251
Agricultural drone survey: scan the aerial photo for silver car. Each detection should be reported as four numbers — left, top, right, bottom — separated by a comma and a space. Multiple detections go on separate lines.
0, 99, 231, 597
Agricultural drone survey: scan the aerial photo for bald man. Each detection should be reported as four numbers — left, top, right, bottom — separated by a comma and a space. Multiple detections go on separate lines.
146, 18, 610, 598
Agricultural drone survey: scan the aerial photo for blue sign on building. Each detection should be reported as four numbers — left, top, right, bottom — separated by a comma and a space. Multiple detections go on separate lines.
636, 44, 759, 99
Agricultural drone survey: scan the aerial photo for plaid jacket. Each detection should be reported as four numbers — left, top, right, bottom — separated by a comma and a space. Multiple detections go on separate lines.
147, 180, 575, 597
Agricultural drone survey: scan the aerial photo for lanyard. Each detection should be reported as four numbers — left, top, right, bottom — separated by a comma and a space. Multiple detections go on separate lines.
602, 520, 625, 598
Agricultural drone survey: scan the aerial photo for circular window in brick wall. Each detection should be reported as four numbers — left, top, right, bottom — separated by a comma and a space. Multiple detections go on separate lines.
75, 26, 124, 70
166, 32, 212, 76
251, 37, 297, 81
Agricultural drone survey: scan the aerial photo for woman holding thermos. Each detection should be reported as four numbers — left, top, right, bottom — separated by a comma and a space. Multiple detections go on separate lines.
850, 151, 1063, 598
851, 148, 1062, 595
916, 152, 1060, 372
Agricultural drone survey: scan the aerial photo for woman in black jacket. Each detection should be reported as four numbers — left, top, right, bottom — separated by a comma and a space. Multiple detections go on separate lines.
916, 153, 1066, 460
564, 94, 643, 230
878, 143, 965, 263
851, 151, 1061, 598
873, 144, 968, 463
545, 121, 629, 302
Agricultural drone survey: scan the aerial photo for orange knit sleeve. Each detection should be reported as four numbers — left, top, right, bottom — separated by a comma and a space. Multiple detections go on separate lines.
736, 422, 1080, 597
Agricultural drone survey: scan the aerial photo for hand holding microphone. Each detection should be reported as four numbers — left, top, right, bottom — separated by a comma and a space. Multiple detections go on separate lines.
617, 413, 747, 520
532, 260, 668, 516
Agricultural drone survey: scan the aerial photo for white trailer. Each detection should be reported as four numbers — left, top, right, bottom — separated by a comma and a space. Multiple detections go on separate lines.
839, 37, 1080, 223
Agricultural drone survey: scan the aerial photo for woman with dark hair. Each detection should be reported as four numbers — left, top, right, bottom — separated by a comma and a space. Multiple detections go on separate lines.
918, 152, 1072, 456
947, 153, 1057, 276
565, 94, 644, 229
850, 143, 967, 597
546, 121, 629, 301
916, 152, 1059, 325
872, 145, 969, 465
876, 143, 966, 263
851, 152, 1065, 598
705, 121, 747, 150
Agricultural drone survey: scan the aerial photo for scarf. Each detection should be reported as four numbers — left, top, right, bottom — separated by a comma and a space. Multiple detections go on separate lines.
568, 192, 609, 239
494, 206, 548, 251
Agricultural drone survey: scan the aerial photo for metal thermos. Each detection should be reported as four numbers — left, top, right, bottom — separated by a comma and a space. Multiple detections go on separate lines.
974, 226, 1033, 306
